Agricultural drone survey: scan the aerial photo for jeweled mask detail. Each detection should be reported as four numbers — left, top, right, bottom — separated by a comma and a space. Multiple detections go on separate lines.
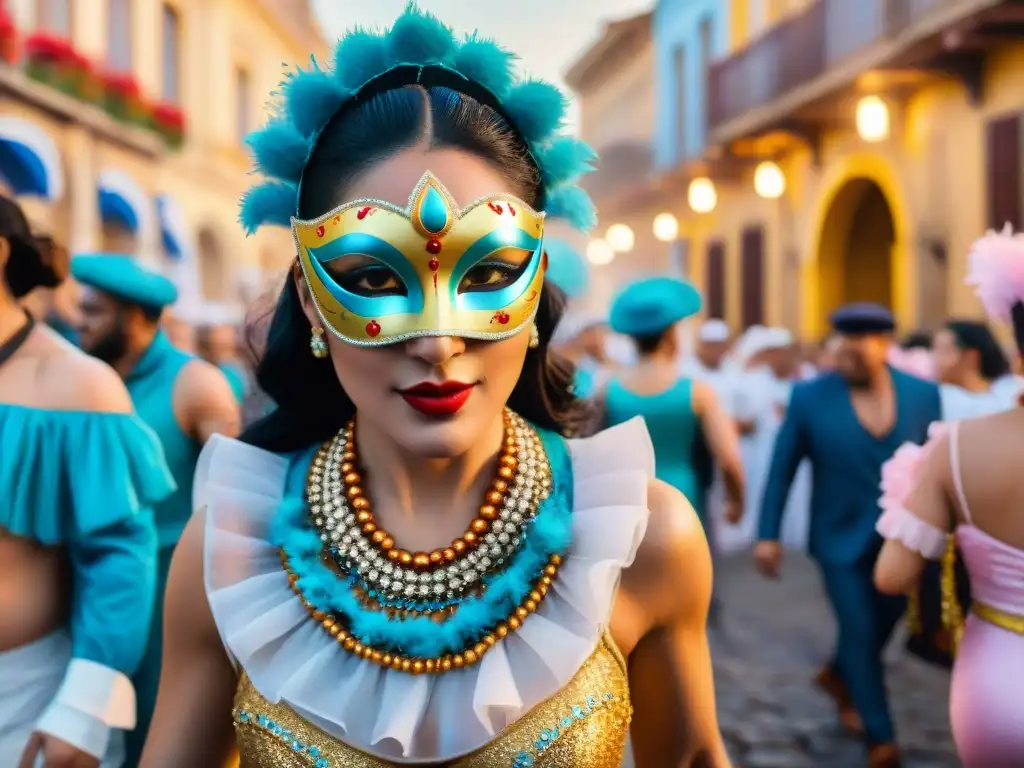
293, 172, 547, 346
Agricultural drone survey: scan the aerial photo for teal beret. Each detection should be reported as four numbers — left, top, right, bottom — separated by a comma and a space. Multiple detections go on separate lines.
544, 238, 589, 298
71, 254, 178, 310
609, 276, 702, 336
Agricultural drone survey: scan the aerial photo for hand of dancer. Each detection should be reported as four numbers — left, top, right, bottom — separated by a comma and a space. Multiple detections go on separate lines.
754, 540, 782, 579
724, 498, 743, 525
18, 732, 100, 768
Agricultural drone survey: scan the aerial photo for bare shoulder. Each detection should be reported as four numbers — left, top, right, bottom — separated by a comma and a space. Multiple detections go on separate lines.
689, 379, 716, 413
175, 357, 232, 396
35, 334, 133, 414
633, 479, 713, 606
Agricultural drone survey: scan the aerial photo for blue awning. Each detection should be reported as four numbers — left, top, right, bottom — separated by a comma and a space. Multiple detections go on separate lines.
0, 117, 64, 200
156, 194, 189, 260
97, 168, 149, 233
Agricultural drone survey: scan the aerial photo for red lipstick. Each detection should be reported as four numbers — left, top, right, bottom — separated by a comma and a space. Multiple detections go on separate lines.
398, 380, 475, 416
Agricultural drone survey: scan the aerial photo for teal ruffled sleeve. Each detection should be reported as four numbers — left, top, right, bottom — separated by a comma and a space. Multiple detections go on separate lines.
1, 404, 175, 544
1, 404, 175, 679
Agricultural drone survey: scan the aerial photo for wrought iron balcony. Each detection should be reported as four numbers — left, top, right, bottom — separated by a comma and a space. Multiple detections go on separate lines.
707, 0, 1007, 141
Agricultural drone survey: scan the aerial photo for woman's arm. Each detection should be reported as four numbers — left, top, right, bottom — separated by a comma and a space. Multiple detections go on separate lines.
627, 480, 732, 768
692, 381, 744, 516
874, 433, 955, 595
140, 510, 238, 767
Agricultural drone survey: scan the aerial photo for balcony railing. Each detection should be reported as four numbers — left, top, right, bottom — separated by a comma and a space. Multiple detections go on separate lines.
707, 0, 979, 133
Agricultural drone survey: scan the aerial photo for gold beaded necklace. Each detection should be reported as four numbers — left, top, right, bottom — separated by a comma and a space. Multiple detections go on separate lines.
338, 410, 521, 569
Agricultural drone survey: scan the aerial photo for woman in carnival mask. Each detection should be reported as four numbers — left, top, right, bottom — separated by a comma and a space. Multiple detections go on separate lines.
141, 7, 731, 767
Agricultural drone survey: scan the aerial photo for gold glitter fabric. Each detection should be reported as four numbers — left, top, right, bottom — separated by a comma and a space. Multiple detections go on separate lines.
232, 633, 632, 767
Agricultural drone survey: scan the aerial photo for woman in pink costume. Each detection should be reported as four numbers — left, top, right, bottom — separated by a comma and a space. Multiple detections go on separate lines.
874, 225, 1024, 767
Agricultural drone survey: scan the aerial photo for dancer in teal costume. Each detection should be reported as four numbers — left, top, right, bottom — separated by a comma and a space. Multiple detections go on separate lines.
602, 276, 744, 529
0, 196, 174, 767
71, 254, 241, 765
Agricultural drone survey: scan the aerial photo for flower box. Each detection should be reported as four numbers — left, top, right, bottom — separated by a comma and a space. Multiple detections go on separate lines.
24, 33, 93, 99
151, 102, 185, 148
0, 10, 17, 64
100, 70, 149, 127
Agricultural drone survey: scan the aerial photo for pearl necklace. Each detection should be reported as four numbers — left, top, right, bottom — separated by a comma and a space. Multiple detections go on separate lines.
309, 410, 552, 608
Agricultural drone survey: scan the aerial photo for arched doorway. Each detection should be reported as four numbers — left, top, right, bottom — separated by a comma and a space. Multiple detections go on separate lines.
815, 178, 895, 327
198, 226, 227, 301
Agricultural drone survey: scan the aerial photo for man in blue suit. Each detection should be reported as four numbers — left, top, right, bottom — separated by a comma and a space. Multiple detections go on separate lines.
755, 303, 941, 768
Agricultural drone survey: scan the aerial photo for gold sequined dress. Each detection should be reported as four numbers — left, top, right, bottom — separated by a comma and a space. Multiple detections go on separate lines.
197, 418, 653, 768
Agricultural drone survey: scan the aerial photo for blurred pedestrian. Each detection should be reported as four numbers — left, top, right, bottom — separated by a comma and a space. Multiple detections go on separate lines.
0, 197, 172, 768
756, 302, 941, 768
72, 253, 241, 765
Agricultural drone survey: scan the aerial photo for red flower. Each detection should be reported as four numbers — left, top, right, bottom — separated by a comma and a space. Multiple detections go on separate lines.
152, 103, 185, 130
24, 32, 74, 62
102, 70, 142, 98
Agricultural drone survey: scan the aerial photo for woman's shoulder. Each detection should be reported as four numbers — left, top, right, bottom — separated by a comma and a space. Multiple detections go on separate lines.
22, 325, 133, 414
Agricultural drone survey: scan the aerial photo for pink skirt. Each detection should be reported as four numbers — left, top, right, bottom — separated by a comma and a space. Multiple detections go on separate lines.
950, 614, 1024, 766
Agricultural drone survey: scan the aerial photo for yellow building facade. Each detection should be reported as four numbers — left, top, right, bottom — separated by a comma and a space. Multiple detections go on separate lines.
563, 12, 672, 315
0, 0, 325, 320
699, 0, 1024, 339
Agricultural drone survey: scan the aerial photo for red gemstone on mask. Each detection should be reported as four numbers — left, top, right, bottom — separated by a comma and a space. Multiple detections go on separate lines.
428, 258, 440, 272
426, 239, 442, 254
497, 312, 510, 324
366, 321, 381, 337
508, 203, 516, 215
316, 225, 325, 237
357, 206, 373, 220
488, 202, 503, 215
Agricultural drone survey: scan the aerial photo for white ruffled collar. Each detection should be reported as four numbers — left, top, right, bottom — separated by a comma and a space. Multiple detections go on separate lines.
196, 418, 653, 763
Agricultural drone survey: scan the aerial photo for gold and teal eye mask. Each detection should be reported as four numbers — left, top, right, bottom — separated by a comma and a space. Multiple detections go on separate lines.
292, 172, 547, 347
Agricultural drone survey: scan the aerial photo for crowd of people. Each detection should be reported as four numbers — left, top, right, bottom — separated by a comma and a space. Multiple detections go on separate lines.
1, 5, 1023, 768
554, 242, 1023, 767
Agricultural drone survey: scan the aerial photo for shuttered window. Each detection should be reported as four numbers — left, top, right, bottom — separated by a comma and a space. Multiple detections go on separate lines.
741, 225, 765, 328
986, 114, 1022, 231
705, 239, 726, 320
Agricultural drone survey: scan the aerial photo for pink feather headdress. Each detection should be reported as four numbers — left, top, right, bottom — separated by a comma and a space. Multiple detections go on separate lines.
965, 223, 1024, 320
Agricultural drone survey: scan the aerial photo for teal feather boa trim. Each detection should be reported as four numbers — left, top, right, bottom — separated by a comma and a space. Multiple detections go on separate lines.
271, 426, 574, 659
240, 2, 597, 234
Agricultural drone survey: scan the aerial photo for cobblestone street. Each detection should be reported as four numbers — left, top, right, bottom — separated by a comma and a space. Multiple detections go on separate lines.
709, 552, 961, 768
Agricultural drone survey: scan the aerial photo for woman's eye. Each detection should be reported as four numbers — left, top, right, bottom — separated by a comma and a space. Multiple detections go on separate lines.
335, 266, 407, 297
458, 262, 521, 293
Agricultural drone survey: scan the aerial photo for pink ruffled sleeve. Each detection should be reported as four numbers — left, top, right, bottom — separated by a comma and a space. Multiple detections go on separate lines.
875, 427, 950, 559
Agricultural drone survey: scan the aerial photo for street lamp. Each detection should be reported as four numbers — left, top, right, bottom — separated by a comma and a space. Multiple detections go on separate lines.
652, 212, 679, 242
653, 212, 688, 277
688, 177, 717, 214
605, 223, 635, 253
586, 238, 614, 265
856, 95, 889, 143
754, 161, 785, 199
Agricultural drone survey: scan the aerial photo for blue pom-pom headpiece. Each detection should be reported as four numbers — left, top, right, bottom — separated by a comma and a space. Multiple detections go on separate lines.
241, 3, 598, 236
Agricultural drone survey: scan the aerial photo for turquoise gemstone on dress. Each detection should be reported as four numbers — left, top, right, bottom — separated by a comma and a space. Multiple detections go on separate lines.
308, 746, 321, 757
418, 185, 449, 234
315, 759, 329, 768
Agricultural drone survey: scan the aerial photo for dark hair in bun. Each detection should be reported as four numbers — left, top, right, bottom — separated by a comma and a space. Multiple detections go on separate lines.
0, 196, 62, 299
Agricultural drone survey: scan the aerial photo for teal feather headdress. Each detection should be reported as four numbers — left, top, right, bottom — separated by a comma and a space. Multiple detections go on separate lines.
240, 3, 598, 235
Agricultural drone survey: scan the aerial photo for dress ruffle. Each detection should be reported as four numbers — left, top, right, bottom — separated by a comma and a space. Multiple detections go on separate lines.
198, 418, 653, 762
1, 404, 176, 544
876, 423, 951, 559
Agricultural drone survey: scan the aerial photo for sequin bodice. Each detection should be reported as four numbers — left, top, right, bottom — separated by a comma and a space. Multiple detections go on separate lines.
232, 633, 632, 768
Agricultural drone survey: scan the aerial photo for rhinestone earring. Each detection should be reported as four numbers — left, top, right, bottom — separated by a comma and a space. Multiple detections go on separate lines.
528, 323, 540, 349
309, 326, 329, 359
